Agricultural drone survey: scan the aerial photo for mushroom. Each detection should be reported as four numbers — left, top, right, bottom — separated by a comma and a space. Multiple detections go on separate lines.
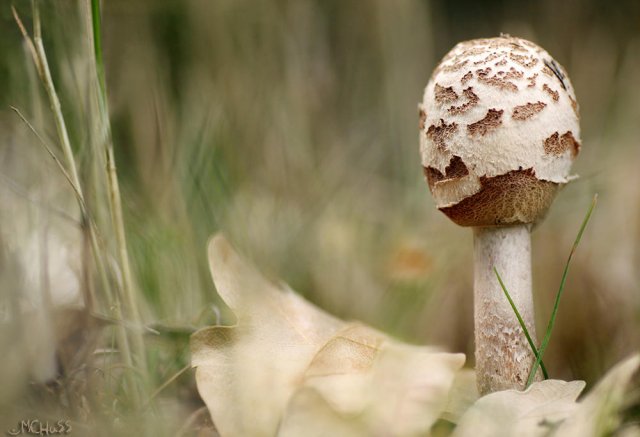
419, 36, 581, 394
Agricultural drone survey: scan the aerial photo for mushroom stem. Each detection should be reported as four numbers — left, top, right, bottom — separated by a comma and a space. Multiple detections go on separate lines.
473, 224, 542, 394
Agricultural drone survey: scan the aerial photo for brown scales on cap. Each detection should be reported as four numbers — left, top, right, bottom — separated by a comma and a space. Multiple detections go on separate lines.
543, 131, 581, 156
426, 119, 458, 151
440, 59, 469, 73
418, 108, 427, 130
423, 155, 469, 186
468, 109, 504, 136
543, 84, 559, 101
569, 96, 579, 118
434, 84, 459, 104
439, 169, 559, 226
461, 71, 473, 84
476, 67, 518, 92
448, 88, 479, 115
563, 132, 581, 156
461, 46, 490, 57
502, 67, 524, 80
512, 102, 547, 120
508, 52, 538, 68
474, 52, 501, 65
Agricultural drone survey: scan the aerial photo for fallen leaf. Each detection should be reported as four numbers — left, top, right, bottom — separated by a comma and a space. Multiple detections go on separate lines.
191, 235, 344, 436
282, 327, 464, 436
278, 388, 368, 437
555, 353, 640, 436
191, 235, 465, 437
453, 380, 585, 437
453, 354, 640, 437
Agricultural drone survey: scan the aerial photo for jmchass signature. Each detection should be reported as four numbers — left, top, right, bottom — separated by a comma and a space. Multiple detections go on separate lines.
6, 420, 71, 436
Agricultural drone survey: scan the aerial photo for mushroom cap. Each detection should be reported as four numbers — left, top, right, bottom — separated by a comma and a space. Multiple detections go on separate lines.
419, 36, 580, 226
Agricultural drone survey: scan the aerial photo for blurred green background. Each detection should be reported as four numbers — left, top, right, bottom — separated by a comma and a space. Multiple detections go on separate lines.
1, 0, 639, 433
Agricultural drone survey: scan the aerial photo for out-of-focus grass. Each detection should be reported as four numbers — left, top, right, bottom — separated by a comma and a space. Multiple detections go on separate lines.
0, 0, 639, 434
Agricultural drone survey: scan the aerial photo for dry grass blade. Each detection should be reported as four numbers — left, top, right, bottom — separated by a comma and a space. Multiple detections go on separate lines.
87, 0, 148, 381
11, 6, 42, 78
10, 106, 85, 206
142, 364, 192, 409
13, 0, 143, 407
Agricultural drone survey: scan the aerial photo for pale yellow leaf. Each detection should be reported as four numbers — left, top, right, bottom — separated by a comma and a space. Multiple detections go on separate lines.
453, 379, 586, 437
192, 235, 344, 436
453, 353, 640, 437
555, 353, 640, 436
280, 344, 465, 437
192, 235, 466, 437
278, 388, 368, 437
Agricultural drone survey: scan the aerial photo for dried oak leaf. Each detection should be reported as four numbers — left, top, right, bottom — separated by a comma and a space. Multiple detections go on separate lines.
555, 354, 640, 436
191, 235, 465, 437
453, 354, 640, 437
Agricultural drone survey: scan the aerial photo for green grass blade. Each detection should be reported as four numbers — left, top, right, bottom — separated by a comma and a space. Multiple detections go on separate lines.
526, 194, 598, 387
494, 267, 549, 379
90, 0, 107, 102
88, 0, 149, 402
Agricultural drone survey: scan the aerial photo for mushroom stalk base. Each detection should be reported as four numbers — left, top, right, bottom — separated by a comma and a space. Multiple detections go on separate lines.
473, 225, 542, 395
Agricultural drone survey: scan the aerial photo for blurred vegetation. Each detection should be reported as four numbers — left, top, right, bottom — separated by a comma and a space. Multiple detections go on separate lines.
0, 0, 639, 434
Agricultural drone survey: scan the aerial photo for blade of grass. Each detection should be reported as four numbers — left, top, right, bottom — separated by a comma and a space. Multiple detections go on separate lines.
14, 3, 112, 312
11, 5, 41, 78
90, 0, 107, 99
16, 0, 143, 407
10, 106, 84, 204
142, 364, 192, 410
87, 0, 149, 379
525, 194, 598, 387
494, 267, 549, 379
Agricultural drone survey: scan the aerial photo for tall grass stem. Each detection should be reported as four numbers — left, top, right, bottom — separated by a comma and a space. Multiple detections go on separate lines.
87, 0, 149, 383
